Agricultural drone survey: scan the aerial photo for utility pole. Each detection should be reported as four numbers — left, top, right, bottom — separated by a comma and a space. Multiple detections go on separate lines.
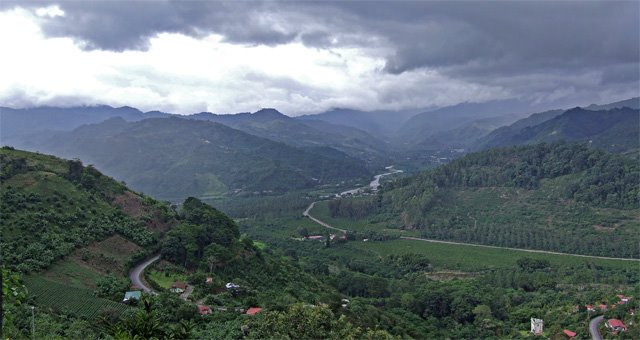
31, 306, 35, 340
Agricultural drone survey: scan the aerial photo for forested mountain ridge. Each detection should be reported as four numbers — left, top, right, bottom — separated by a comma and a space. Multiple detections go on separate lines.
190, 108, 391, 164
27, 117, 371, 200
477, 101, 640, 152
331, 143, 639, 258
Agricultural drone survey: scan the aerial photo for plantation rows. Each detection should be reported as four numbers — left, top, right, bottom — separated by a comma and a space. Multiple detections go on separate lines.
25, 277, 132, 319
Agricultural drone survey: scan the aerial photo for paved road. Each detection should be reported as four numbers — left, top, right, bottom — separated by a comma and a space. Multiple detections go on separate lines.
589, 315, 604, 340
400, 237, 640, 262
303, 201, 346, 233
129, 254, 160, 294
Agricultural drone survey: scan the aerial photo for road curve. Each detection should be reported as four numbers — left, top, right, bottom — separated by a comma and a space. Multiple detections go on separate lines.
590, 315, 604, 340
129, 254, 160, 294
303, 201, 347, 233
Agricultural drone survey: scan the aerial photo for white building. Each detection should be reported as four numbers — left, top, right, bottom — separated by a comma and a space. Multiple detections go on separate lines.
531, 318, 544, 335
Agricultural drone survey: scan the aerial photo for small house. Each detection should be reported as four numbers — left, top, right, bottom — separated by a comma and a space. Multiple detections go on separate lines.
123, 291, 142, 303
170, 282, 187, 294
226, 282, 240, 290
586, 305, 596, 312
246, 307, 262, 315
197, 305, 212, 315
205, 277, 214, 285
562, 329, 576, 339
605, 319, 627, 333
530, 318, 544, 335
306, 235, 324, 240
599, 304, 608, 311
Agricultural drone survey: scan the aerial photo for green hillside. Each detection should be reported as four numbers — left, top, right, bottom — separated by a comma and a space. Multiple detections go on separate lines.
0, 147, 175, 273
32, 117, 371, 200
328, 143, 640, 258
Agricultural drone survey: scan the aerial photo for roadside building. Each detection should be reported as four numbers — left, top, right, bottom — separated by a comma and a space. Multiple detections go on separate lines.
605, 319, 627, 333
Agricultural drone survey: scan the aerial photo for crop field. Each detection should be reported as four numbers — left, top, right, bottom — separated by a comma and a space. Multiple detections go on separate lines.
340, 238, 640, 272
25, 276, 132, 319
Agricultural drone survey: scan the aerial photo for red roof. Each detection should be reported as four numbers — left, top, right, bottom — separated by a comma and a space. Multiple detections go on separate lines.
197, 305, 212, 315
599, 304, 608, 310
307, 235, 324, 239
246, 307, 262, 315
563, 329, 576, 337
608, 319, 626, 328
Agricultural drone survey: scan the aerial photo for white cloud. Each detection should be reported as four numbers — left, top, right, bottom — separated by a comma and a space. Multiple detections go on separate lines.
0, 7, 508, 115
35, 5, 64, 18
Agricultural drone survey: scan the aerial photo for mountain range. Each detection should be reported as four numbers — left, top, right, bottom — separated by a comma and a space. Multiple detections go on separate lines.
27, 117, 370, 200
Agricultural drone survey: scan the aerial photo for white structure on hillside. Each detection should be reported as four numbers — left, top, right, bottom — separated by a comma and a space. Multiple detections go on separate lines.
531, 318, 544, 335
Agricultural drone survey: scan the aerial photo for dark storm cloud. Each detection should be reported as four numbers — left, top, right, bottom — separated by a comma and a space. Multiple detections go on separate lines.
3, 0, 638, 108
8, 1, 637, 78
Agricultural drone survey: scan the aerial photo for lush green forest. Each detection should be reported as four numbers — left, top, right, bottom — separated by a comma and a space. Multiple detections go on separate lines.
327, 143, 640, 258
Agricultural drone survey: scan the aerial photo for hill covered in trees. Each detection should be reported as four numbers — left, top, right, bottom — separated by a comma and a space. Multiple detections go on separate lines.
329, 143, 640, 258
21, 117, 371, 200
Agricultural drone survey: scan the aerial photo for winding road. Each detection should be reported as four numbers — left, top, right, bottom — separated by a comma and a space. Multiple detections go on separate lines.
129, 254, 160, 294
589, 315, 604, 340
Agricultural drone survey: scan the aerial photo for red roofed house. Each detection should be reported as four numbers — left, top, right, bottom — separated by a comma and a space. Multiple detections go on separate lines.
598, 304, 608, 311
306, 235, 324, 240
586, 305, 596, 312
605, 319, 627, 333
205, 277, 213, 284
246, 307, 262, 315
198, 305, 212, 315
563, 329, 576, 338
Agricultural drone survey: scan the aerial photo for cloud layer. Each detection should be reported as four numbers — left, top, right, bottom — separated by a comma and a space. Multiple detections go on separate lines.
1, 1, 638, 114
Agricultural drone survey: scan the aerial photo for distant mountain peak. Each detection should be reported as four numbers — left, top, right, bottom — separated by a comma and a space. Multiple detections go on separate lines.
253, 108, 286, 118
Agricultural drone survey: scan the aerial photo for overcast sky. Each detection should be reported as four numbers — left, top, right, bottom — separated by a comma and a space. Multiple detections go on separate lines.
0, 1, 638, 115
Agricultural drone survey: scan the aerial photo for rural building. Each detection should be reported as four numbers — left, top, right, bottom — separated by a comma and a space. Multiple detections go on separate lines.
226, 282, 240, 290
206, 277, 213, 284
246, 307, 262, 315
598, 304, 608, 311
306, 235, 324, 240
530, 318, 544, 335
605, 319, 627, 333
123, 291, 142, 303
562, 329, 576, 338
616, 294, 631, 304
170, 282, 187, 293
197, 305, 212, 315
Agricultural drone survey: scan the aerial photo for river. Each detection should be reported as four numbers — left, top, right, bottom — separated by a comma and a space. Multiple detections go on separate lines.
337, 166, 403, 197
